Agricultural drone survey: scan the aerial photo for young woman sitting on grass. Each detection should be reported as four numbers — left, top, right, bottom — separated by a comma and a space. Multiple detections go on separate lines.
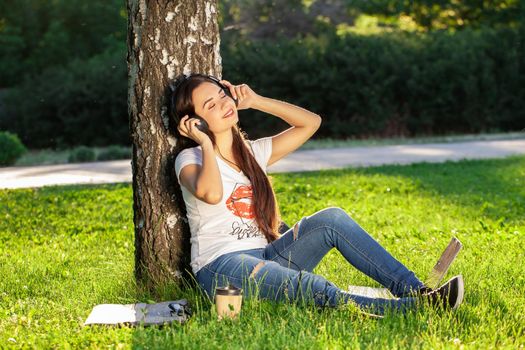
171, 73, 464, 316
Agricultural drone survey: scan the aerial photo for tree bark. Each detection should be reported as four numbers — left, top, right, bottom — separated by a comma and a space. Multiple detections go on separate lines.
127, 0, 221, 286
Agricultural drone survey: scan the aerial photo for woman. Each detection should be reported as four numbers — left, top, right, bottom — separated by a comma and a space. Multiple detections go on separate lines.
171, 73, 464, 316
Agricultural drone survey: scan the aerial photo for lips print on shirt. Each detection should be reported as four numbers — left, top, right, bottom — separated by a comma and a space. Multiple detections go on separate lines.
225, 183, 262, 240
226, 183, 255, 219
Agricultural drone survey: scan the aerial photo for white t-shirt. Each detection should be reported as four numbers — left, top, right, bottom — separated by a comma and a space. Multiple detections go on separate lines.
174, 137, 273, 274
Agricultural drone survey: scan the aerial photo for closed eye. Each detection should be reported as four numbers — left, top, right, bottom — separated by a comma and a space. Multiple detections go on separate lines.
209, 91, 227, 109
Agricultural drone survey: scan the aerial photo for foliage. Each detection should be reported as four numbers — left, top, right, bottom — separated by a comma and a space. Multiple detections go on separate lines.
219, 0, 351, 40
345, 0, 524, 32
219, 0, 525, 37
0, 0, 524, 148
0, 131, 27, 166
223, 26, 525, 140
67, 146, 96, 163
1, 156, 524, 348
1, 41, 128, 148
96, 145, 131, 161
3, 25, 524, 147
0, 0, 126, 87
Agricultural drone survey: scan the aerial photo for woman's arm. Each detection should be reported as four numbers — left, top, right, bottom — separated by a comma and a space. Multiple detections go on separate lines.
221, 81, 322, 166
252, 96, 322, 128
183, 140, 223, 204
252, 96, 322, 166
178, 117, 223, 205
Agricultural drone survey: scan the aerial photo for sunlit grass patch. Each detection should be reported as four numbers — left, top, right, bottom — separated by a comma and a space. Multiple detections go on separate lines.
1, 157, 524, 348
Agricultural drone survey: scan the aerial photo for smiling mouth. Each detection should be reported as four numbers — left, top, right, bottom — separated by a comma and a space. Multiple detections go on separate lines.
223, 109, 234, 118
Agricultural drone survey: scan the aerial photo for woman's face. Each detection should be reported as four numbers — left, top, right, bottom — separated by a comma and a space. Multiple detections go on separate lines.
192, 82, 238, 134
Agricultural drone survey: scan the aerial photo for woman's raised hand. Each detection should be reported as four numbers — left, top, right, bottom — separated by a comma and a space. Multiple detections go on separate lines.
220, 79, 260, 110
177, 115, 211, 146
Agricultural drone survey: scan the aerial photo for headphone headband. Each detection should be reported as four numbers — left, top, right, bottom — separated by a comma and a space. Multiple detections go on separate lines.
169, 73, 222, 94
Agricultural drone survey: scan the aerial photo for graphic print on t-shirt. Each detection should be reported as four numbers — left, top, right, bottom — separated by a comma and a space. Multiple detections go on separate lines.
225, 183, 262, 240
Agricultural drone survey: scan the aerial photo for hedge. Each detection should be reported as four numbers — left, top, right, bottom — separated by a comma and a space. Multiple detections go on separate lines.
223, 27, 525, 140
1, 26, 523, 148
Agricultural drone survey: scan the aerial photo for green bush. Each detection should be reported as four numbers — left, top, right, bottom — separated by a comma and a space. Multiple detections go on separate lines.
222, 26, 525, 139
1, 40, 128, 149
0, 0, 126, 87
68, 146, 96, 163
1, 26, 524, 147
96, 145, 130, 161
0, 131, 27, 166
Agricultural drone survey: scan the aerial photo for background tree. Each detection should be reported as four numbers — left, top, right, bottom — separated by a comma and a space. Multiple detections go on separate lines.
349, 0, 524, 31
220, 0, 352, 39
127, 0, 221, 285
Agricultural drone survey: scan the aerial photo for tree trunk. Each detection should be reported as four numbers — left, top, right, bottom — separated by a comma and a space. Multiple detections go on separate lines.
127, 0, 221, 286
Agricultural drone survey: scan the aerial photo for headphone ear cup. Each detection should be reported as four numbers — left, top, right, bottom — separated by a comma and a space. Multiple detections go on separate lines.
194, 116, 210, 133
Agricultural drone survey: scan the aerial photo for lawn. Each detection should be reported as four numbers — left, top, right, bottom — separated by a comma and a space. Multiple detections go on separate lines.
1, 156, 524, 349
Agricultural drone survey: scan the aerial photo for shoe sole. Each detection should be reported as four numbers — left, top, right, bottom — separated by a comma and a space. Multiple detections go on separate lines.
451, 274, 464, 310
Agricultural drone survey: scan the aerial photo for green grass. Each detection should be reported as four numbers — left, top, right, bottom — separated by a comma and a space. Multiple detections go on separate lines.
1, 156, 524, 349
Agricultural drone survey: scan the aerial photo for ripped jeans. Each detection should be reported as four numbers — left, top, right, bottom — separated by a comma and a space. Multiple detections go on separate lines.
195, 207, 426, 314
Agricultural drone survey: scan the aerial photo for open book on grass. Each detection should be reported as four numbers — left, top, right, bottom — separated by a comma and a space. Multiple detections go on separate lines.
84, 300, 190, 326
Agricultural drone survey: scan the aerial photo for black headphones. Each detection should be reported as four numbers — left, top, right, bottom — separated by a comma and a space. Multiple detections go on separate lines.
169, 74, 238, 134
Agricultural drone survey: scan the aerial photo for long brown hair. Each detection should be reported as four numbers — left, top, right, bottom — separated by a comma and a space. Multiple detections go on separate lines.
170, 74, 281, 242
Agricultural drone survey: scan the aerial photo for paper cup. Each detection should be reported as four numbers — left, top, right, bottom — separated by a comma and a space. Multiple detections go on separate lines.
215, 285, 243, 320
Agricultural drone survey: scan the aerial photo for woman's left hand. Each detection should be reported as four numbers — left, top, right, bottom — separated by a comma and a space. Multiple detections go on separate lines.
220, 79, 260, 110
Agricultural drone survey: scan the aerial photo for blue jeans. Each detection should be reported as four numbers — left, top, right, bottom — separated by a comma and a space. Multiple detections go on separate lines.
196, 207, 425, 314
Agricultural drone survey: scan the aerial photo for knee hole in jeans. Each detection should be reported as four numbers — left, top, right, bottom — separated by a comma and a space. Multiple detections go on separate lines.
249, 261, 266, 279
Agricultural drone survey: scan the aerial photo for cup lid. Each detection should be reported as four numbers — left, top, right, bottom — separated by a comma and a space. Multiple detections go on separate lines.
216, 284, 242, 296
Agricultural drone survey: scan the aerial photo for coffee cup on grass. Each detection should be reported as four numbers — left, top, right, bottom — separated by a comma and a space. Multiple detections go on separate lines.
215, 284, 242, 320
